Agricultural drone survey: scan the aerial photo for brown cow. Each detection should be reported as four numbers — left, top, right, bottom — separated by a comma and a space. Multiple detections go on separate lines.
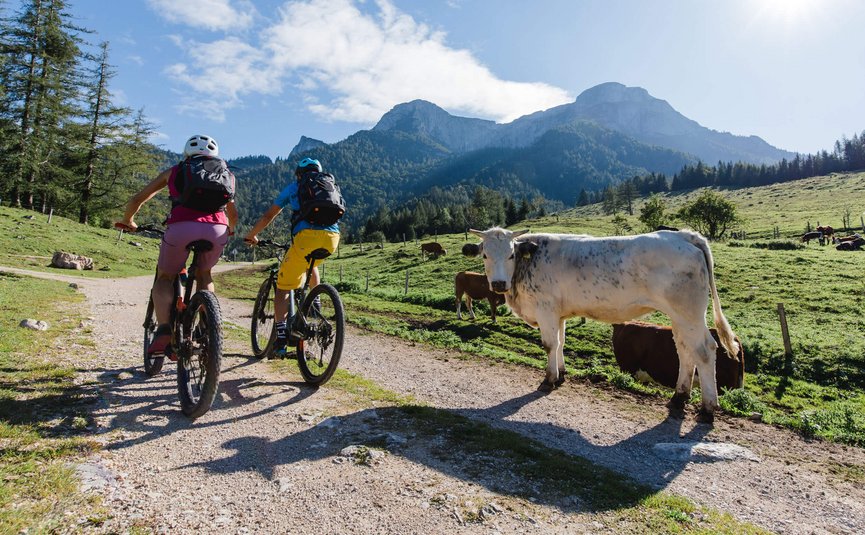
800, 231, 822, 243
455, 271, 505, 322
816, 225, 835, 241
612, 321, 744, 391
421, 242, 447, 258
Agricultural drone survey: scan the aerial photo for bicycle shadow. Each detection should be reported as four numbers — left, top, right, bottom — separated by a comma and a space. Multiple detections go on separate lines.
92, 357, 320, 453
178, 389, 714, 513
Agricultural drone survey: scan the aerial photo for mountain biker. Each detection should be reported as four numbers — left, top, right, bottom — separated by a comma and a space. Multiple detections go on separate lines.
244, 157, 340, 354
116, 134, 238, 356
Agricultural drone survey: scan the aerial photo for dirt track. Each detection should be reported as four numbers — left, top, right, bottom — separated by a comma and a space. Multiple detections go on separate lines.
4, 265, 864, 534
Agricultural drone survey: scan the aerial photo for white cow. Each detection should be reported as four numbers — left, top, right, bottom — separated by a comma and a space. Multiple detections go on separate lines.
463, 227, 739, 422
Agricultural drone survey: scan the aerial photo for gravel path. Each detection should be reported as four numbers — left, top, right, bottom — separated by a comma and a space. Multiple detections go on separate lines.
4, 265, 864, 534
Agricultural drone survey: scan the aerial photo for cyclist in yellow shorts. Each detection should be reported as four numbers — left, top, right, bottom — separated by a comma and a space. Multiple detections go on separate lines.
244, 158, 340, 353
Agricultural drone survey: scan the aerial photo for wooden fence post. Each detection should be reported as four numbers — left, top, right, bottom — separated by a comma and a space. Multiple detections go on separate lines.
365, 271, 369, 292
47, 208, 53, 224
339, 264, 343, 283
777, 303, 793, 357
405, 270, 409, 295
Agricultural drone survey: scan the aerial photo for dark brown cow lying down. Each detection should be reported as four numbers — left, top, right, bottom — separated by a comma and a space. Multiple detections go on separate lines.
612, 321, 744, 391
455, 271, 505, 321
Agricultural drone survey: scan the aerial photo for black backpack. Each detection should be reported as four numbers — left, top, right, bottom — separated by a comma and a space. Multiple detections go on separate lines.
173, 156, 235, 213
291, 171, 346, 229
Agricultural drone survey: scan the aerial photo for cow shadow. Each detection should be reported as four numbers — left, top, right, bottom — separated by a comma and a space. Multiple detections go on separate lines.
181, 389, 713, 513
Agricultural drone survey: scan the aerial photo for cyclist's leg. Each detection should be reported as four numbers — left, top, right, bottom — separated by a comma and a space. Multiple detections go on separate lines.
190, 223, 230, 291
153, 226, 192, 353
274, 247, 305, 353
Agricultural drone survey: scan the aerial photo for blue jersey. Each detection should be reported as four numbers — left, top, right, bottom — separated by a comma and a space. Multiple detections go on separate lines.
274, 181, 340, 235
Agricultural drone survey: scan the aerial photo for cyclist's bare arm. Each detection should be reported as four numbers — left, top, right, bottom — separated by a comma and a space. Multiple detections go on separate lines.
119, 168, 171, 230
244, 204, 282, 244
225, 200, 238, 234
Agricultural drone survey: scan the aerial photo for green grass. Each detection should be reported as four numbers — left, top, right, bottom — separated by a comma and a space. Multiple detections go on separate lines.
0, 273, 106, 532
0, 205, 161, 277
216, 170, 865, 446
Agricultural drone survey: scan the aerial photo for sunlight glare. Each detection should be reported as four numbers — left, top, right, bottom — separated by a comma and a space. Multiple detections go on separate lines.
753, 0, 821, 28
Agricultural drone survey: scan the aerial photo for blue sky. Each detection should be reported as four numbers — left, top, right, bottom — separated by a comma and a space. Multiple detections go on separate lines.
60, 0, 865, 160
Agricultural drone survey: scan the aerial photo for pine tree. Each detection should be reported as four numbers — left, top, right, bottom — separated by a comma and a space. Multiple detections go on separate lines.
1, 0, 83, 209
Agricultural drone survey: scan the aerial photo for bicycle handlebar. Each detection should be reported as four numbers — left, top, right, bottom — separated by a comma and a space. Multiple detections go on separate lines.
114, 222, 165, 236
256, 239, 289, 250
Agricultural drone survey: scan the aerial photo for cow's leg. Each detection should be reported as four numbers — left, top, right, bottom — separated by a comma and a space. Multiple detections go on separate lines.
456, 293, 463, 320
555, 319, 567, 386
466, 296, 476, 320
488, 297, 496, 322
693, 328, 720, 423
536, 311, 563, 391
670, 322, 720, 422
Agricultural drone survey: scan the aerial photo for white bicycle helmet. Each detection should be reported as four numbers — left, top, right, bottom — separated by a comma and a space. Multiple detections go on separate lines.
183, 134, 219, 158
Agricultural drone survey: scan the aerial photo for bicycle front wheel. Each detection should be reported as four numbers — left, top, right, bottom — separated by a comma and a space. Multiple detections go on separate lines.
251, 276, 276, 357
296, 283, 344, 385
142, 297, 163, 376
177, 291, 222, 418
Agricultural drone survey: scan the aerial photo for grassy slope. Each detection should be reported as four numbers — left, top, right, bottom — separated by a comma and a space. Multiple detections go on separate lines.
218, 171, 865, 445
0, 205, 160, 277
0, 273, 105, 531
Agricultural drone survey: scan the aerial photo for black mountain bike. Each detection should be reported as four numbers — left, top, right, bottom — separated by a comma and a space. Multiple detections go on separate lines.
250, 239, 344, 385
119, 223, 223, 418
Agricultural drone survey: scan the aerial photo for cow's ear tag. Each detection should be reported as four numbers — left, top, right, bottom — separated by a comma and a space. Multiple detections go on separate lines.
517, 241, 538, 259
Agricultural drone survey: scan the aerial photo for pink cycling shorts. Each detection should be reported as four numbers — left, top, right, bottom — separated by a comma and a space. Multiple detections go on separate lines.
157, 221, 229, 275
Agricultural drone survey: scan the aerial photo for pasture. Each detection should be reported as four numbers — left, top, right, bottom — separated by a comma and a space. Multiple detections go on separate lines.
217, 171, 865, 445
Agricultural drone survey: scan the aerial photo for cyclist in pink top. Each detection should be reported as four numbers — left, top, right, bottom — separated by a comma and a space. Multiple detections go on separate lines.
117, 135, 238, 354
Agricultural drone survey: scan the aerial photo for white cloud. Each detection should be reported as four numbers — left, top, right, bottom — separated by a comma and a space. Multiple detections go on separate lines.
164, 0, 572, 124
147, 0, 257, 31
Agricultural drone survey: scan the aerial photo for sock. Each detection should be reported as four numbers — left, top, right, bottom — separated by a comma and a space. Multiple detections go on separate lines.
275, 320, 287, 339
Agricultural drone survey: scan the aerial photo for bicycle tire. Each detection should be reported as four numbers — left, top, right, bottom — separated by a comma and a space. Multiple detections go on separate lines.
251, 276, 276, 357
177, 291, 222, 418
296, 283, 344, 385
142, 297, 164, 376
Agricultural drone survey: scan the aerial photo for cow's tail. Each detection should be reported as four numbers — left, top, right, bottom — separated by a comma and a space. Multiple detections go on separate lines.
681, 231, 740, 359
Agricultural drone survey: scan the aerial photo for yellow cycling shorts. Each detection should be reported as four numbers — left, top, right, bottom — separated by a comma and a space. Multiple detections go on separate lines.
276, 230, 340, 290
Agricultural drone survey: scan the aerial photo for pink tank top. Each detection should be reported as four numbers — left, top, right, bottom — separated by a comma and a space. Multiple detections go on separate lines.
164, 165, 230, 226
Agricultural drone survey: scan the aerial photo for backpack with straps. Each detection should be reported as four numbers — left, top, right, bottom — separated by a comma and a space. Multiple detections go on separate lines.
291, 171, 346, 229
172, 156, 235, 213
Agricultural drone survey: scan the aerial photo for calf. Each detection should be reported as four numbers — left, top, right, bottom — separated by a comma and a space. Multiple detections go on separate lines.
455, 271, 506, 322
463, 227, 739, 422
421, 242, 446, 258
801, 231, 822, 243
612, 322, 744, 391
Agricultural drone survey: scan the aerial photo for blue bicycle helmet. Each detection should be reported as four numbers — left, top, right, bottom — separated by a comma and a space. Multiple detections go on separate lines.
295, 157, 322, 176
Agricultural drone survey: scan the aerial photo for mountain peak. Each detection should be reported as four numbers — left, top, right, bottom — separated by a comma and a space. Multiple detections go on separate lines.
373, 100, 497, 152
576, 82, 654, 106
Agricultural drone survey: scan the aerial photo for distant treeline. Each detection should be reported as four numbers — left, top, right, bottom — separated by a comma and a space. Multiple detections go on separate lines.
358, 185, 554, 244
579, 131, 865, 206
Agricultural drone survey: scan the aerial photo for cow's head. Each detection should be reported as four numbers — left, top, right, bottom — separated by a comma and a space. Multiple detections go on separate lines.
463, 227, 535, 293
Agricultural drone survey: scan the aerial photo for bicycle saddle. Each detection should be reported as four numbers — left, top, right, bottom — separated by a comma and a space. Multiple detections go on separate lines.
186, 240, 214, 252
306, 248, 331, 261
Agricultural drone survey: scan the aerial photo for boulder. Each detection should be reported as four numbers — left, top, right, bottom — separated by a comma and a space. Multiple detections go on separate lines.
51, 251, 94, 270
20, 319, 49, 331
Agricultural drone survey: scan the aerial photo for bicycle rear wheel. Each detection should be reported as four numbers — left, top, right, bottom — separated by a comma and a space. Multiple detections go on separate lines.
142, 297, 164, 376
251, 276, 276, 357
296, 283, 344, 385
177, 291, 222, 418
